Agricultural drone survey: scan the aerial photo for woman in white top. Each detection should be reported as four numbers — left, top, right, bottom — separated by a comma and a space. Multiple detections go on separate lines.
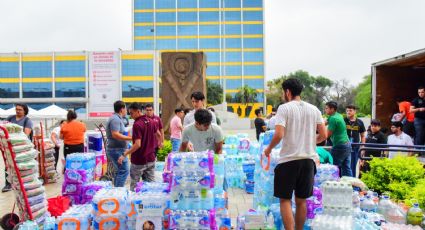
51, 120, 65, 169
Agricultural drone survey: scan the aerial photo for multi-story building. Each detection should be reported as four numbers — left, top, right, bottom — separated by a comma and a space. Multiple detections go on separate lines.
133, 0, 265, 115
0, 0, 266, 118
0, 51, 160, 113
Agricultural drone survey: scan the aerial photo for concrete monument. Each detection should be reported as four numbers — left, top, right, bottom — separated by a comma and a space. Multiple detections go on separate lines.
161, 52, 207, 134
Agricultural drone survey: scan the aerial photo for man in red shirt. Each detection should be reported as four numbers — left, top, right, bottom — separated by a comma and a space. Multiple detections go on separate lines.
145, 104, 164, 152
396, 98, 415, 138
120, 103, 159, 191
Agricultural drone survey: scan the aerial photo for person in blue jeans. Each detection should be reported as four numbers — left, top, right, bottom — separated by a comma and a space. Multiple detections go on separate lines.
344, 105, 366, 178
170, 108, 185, 152
106, 101, 132, 187
325, 101, 353, 177
411, 86, 425, 145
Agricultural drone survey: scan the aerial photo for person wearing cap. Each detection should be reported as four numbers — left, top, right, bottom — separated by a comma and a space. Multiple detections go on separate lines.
387, 121, 413, 159
360, 119, 387, 174
325, 101, 352, 177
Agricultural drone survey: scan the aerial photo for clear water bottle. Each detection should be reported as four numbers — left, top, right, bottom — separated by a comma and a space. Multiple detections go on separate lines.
361, 195, 377, 212
377, 194, 392, 217
407, 202, 423, 226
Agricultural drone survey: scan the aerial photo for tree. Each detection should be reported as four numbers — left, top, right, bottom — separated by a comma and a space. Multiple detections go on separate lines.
354, 75, 372, 115
266, 70, 333, 109
235, 85, 258, 104
206, 80, 223, 105
330, 79, 356, 113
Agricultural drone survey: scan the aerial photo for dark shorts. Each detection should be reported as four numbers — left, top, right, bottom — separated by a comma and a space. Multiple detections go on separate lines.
64, 143, 84, 159
274, 159, 316, 199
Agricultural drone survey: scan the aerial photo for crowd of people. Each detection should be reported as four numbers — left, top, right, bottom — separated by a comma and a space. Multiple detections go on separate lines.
98, 91, 224, 191
2, 82, 424, 230
254, 86, 425, 180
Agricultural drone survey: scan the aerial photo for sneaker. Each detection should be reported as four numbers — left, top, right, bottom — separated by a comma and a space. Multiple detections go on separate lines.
2, 184, 11, 193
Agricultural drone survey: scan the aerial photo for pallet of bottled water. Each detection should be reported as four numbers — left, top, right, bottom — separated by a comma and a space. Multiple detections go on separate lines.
321, 181, 353, 216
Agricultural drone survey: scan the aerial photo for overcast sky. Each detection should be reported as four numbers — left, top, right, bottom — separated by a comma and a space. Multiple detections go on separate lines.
1, 0, 424, 85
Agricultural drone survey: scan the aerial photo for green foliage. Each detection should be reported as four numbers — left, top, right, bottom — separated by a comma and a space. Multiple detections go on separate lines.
361, 156, 425, 201
235, 85, 259, 104
266, 70, 333, 109
207, 80, 223, 105
157, 140, 172, 162
354, 75, 372, 115
406, 179, 425, 209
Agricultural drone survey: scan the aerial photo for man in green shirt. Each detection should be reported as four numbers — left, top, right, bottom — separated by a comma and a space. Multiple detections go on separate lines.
325, 101, 352, 177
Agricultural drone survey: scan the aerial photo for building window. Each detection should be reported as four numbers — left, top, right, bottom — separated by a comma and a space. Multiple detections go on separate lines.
178, 39, 198, 49
200, 0, 219, 8
243, 24, 263, 35
244, 52, 264, 62
226, 79, 242, 89
244, 65, 264, 76
225, 52, 242, 62
224, 0, 241, 8
177, 0, 197, 8
122, 60, 154, 76
243, 11, 263, 21
156, 12, 176, 23
244, 79, 264, 89
135, 40, 154, 50
155, 0, 175, 9
200, 12, 219, 22
243, 38, 263, 48
134, 0, 154, 9
243, 0, 262, 8
225, 38, 242, 48
177, 25, 197, 35
225, 25, 241, 34
0, 83, 19, 98
200, 25, 220, 35
135, 12, 154, 23
156, 26, 176, 36
200, 38, 220, 49
156, 39, 177, 50
122, 81, 154, 97
225, 65, 242, 76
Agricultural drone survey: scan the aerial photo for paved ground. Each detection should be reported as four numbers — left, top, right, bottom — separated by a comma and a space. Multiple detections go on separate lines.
0, 129, 257, 224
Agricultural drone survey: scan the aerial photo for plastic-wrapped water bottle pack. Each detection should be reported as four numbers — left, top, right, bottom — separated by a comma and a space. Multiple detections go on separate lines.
56, 204, 93, 230
314, 164, 340, 187
63, 152, 97, 205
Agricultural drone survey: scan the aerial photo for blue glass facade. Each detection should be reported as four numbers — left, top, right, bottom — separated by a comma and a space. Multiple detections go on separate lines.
0, 55, 20, 98
133, 0, 265, 104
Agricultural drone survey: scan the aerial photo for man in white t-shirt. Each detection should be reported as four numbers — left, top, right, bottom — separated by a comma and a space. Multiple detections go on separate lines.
387, 121, 414, 159
264, 78, 327, 230
183, 91, 217, 127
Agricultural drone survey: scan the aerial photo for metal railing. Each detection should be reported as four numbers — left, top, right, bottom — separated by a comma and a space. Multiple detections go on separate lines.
350, 143, 424, 161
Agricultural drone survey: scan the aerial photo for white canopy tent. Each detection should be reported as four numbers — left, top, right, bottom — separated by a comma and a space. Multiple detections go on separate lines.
0, 106, 40, 118
35, 105, 68, 119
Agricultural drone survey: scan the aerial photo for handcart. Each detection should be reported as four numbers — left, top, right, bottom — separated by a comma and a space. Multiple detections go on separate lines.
33, 122, 47, 184
94, 123, 116, 182
0, 123, 34, 230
